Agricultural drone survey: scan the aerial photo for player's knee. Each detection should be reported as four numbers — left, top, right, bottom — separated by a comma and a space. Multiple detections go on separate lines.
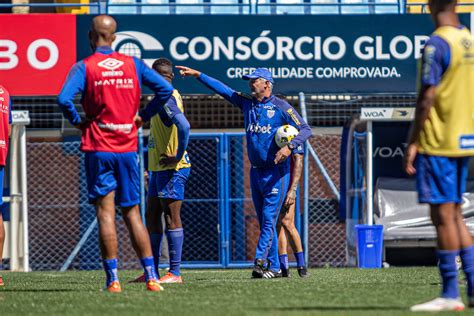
97, 212, 115, 225
281, 216, 294, 229
431, 207, 456, 226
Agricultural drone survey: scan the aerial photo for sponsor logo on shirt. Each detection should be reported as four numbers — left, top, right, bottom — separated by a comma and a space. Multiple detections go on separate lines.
423, 45, 435, 83
461, 38, 472, 50
98, 58, 126, 77
460, 135, 474, 149
164, 104, 173, 117
286, 109, 301, 126
98, 122, 133, 134
148, 136, 155, 148
247, 123, 272, 134
94, 78, 135, 89
271, 187, 279, 195
98, 58, 124, 71
0, 98, 9, 115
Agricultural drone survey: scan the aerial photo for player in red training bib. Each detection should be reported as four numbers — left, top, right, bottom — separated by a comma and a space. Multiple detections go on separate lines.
58, 15, 173, 293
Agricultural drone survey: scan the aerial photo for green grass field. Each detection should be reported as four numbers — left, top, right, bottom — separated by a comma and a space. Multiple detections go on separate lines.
0, 268, 472, 315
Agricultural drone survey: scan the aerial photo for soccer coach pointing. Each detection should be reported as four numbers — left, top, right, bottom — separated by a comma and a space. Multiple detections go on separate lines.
177, 66, 312, 278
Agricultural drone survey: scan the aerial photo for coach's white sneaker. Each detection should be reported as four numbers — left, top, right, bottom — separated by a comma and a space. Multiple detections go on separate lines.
410, 297, 465, 312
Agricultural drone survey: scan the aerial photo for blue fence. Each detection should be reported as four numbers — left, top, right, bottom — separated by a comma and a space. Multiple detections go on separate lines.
26, 132, 303, 270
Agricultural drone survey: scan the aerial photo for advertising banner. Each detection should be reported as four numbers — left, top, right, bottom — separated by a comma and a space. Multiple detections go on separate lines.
76, 14, 470, 94
0, 14, 77, 96
1, 14, 472, 95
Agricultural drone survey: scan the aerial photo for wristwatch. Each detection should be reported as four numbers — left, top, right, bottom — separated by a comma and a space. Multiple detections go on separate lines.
287, 142, 296, 150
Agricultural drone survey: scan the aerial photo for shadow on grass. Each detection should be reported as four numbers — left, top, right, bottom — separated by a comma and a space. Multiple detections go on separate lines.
257, 306, 406, 312
0, 289, 76, 292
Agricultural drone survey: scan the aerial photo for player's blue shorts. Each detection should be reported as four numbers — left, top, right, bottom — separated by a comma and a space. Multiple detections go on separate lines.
85, 151, 140, 207
415, 154, 470, 204
148, 168, 190, 200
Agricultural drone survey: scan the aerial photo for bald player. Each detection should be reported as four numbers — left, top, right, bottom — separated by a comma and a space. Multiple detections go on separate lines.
58, 15, 173, 293
404, 0, 474, 311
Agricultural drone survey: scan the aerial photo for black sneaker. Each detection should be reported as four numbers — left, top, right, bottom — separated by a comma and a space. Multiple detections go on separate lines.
252, 259, 265, 279
469, 296, 474, 308
297, 266, 310, 278
281, 267, 290, 278
263, 270, 282, 279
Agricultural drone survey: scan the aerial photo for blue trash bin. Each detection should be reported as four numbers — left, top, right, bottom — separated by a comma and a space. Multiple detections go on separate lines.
355, 224, 383, 268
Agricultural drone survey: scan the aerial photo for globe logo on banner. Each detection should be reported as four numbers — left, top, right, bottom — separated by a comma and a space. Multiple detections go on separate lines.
112, 31, 164, 67
119, 43, 142, 59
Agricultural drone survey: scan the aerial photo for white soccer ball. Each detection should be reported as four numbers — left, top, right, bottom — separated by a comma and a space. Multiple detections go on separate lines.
275, 125, 299, 148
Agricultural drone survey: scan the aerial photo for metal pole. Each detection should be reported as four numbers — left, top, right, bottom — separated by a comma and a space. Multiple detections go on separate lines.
366, 121, 373, 226
138, 127, 146, 223
9, 125, 19, 271
220, 134, 228, 267
60, 218, 97, 272
20, 126, 29, 271
307, 145, 340, 200
299, 92, 310, 267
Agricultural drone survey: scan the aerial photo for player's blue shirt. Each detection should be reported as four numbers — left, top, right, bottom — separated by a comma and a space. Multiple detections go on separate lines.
198, 73, 312, 168
420, 33, 452, 87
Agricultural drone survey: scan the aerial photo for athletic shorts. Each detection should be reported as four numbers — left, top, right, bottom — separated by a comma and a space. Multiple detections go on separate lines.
415, 154, 469, 204
148, 168, 190, 200
85, 151, 140, 207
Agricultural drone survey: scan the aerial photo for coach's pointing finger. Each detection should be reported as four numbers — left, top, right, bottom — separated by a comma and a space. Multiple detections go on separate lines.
176, 66, 201, 78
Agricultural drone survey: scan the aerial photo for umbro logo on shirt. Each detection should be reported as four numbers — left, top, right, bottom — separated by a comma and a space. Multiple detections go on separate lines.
98, 58, 124, 71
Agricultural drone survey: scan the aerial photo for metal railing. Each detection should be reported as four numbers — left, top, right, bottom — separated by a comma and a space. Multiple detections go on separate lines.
2, 0, 474, 14
0, 2, 101, 13
105, 2, 252, 14
406, 2, 474, 13
2, 0, 450, 15
255, 2, 404, 14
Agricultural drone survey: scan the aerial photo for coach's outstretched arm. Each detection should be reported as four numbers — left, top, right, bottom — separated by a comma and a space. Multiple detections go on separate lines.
176, 66, 245, 109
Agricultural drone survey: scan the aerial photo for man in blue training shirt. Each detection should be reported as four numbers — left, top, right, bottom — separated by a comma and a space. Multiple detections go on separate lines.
177, 66, 312, 278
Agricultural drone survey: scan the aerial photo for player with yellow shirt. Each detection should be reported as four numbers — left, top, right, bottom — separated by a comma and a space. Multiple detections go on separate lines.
404, 0, 474, 311
132, 58, 191, 284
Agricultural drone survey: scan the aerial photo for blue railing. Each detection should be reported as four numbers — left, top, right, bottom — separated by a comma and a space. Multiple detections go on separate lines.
4, 0, 474, 14
105, 0, 405, 14
0, 0, 422, 15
